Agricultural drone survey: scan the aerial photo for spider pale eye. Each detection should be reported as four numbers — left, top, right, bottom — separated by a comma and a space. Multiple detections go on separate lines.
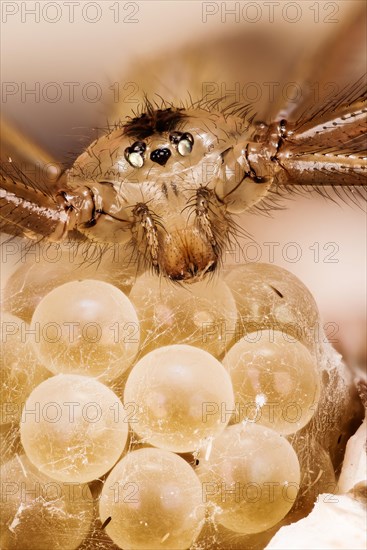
124, 141, 146, 168
127, 151, 144, 168
169, 132, 194, 156
178, 139, 192, 156
177, 133, 194, 156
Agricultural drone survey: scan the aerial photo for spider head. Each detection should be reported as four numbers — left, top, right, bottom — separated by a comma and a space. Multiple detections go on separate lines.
68, 105, 271, 280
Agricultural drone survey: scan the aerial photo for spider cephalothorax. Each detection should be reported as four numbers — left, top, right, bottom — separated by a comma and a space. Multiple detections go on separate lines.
65, 103, 271, 280
1, 82, 365, 280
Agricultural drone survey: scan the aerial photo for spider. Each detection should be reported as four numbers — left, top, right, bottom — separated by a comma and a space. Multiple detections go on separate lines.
0, 5, 366, 548
1, 82, 365, 280
0, 2, 366, 285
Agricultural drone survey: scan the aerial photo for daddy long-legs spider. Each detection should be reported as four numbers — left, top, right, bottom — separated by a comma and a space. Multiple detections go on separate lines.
1, 1, 366, 361
0, 2, 366, 549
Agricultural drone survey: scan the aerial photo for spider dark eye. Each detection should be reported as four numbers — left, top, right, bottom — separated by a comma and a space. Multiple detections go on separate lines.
169, 131, 182, 145
150, 148, 171, 166
124, 141, 146, 168
169, 132, 194, 156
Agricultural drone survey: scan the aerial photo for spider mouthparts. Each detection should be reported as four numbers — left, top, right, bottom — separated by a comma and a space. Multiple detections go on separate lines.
167, 259, 217, 282
158, 229, 218, 282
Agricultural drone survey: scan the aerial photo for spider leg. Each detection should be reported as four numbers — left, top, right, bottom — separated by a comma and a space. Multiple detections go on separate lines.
274, 90, 367, 191
0, 118, 96, 242
0, 160, 97, 241
263, 4, 366, 124
256, 4, 367, 203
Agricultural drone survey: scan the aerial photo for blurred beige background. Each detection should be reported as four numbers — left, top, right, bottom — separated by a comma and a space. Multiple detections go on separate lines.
1, 0, 366, 366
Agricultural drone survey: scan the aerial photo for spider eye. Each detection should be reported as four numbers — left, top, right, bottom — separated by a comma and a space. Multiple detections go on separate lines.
126, 152, 144, 168
178, 139, 192, 156
169, 131, 182, 145
169, 132, 194, 156
125, 141, 146, 168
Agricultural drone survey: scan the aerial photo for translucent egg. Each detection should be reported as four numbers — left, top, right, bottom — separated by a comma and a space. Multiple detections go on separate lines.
20, 374, 128, 483
1, 312, 49, 425
2, 248, 136, 323
223, 330, 320, 434
197, 423, 300, 534
225, 263, 320, 351
30, 279, 140, 381
99, 447, 205, 550
0, 454, 93, 550
124, 344, 235, 452
129, 273, 237, 357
